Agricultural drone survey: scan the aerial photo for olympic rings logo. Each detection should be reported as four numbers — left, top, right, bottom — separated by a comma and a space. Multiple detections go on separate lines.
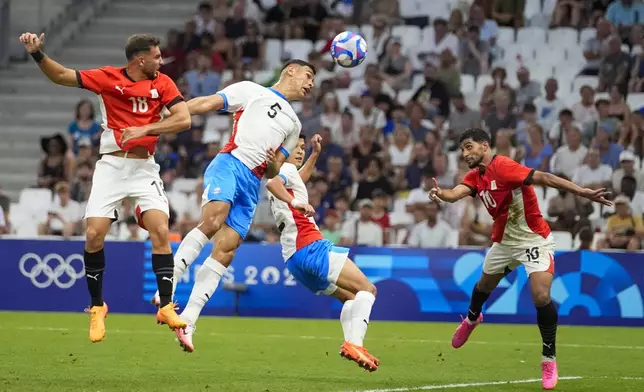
18, 253, 85, 289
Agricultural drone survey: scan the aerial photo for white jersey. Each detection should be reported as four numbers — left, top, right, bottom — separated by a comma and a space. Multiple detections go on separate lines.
269, 163, 324, 261
217, 81, 302, 175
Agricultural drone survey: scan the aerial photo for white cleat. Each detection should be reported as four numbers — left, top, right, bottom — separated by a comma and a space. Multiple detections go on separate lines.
175, 323, 195, 353
150, 291, 160, 308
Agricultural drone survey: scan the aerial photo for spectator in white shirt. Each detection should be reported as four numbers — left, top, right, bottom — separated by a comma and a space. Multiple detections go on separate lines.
38, 181, 82, 238
612, 150, 644, 193
340, 199, 384, 246
406, 169, 433, 212
351, 93, 387, 132
571, 85, 599, 132
549, 109, 583, 148
459, 197, 493, 246
194, 2, 216, 36
572, 149, 613, 189
407, 202, 453, 248
388, 125, 414, 167
552, 127, 588, 178
534, 78, 566, 131
417, 18, 460, 66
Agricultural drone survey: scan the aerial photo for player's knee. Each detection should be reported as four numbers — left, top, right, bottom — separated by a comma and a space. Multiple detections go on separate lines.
148, 224, 169, 245
85, 226, 106, 251
365, 282, 377, 297
532, 291, 551, 307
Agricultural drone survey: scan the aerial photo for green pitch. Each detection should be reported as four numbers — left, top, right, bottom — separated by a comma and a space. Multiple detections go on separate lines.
1, 312, 642, 392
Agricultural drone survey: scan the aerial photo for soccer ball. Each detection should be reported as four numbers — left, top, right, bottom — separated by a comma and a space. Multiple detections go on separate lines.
330, 31, 367, 68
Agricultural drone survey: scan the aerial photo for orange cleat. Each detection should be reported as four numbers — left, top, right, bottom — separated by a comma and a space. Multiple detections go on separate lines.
85, 302, 108, 343
156, 302, 187, 330
339, 341, 379, 372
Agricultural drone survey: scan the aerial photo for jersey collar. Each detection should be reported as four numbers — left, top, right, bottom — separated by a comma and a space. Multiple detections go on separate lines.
268, 87, 287, 101
478, 154, 497, 174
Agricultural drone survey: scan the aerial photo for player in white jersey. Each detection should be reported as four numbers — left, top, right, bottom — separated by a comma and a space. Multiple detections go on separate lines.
266, 134, 380, 372
153, 60, 316, 350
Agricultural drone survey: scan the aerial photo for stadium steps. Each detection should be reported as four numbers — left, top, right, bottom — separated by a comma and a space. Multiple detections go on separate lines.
0, 0, 199, 201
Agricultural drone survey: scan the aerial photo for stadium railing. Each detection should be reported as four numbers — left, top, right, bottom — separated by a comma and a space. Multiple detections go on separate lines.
1, 238, 643, 327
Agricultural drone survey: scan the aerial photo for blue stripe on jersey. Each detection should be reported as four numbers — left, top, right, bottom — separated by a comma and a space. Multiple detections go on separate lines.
278, 173, 289, 185
268, 88, 286, 100
279, 146, 290, 159
216, 92, 229, 112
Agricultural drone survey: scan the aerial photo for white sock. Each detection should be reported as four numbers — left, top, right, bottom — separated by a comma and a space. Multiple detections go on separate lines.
172, 228, 210, 295
350, 291, 376, 347
340, 300, 355, 342
181, 257, 227, 325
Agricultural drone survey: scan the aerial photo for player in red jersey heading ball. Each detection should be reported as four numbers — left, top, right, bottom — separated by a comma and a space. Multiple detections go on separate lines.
429, 128, 611, 390
20, 32, 192, 342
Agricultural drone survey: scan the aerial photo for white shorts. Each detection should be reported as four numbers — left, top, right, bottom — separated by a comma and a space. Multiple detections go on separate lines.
85, 155, 169, 219
483, 236, 556, 276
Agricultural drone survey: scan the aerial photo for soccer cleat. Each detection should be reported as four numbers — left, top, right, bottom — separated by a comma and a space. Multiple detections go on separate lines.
541, 359, 558, 390
84, 302, 108, 343
451, 313, 483, 348
175, 323, 196, 353
156, 303, 187, 329
339, 341, 379, 372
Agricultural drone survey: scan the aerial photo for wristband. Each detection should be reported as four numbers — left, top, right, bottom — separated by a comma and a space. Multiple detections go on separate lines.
31, 51, 45, 63
290, 199, 301, 208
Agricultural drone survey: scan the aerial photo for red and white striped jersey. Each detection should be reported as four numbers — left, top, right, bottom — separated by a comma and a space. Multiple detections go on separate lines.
217, 81, 302, 178
76, 66, 183, 155
269, 163, 324, 261
460, 155, 551, 246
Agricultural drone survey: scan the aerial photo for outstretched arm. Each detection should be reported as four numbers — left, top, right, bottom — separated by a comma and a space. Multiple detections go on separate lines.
532, 171, 612, 206
187, 94, 227, 115
20, 33, 78, 87
429, 178, 475, 203
120, 101, 191, 144
298, 134, 322, 183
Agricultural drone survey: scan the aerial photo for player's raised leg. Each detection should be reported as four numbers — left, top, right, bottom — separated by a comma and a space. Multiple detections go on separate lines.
84, 217, 112, 343
334, 256, 380, 371
452, 243, 508, 348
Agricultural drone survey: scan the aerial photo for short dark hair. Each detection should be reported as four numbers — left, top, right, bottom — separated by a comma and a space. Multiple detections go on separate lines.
75, 99, 95, 121
125, 34, 161, 60
559, 109, 573, 117
281, 59, 317, 75
523, 103, 537, 113
459, 128, 491, 145
298, 134, 306, 142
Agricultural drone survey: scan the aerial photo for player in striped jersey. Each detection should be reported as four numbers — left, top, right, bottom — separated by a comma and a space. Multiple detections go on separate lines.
266, 134, 380, 372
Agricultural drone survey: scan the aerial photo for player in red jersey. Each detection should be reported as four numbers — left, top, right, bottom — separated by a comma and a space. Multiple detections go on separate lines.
20, 32, 191, 342
429, 128, 611, 390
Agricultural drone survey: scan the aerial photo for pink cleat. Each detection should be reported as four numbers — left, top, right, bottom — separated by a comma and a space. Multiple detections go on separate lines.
541, 359, 558, 390
175, 323, 195, 353
451, 313, 483, 348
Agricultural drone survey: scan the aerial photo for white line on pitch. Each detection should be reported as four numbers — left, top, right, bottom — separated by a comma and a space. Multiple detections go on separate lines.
4, 326, 644, 350
346, 377, 584, 392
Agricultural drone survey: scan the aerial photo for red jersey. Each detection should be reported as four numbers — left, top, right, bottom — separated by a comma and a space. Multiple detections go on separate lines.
461, 155, 551, 246
76, 66, 183, 155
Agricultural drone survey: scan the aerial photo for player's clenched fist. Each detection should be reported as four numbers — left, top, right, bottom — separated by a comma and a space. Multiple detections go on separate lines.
310, 134, 322, 153
19, 33, 45, 53
428, 177, 442, 203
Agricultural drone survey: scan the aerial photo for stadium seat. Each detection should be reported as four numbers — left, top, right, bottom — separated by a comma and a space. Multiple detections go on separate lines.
542, 0, 557, 18
503, 44, 535, 63
524, 0, 542, 22
460, 74, 475, 94
543, 187, 558, 220
517, 27, 547, 47
265, 39, 283, 70
446, 229, 459, 248
627, 93, 644, 111
476, 74, 493, 94
166, 191, 188, 217
548, 28, 579, 48
535, 46, 565, 67
283, 40, 312, 62
334, 88, 350, 111
497, 27, 515, 46
591, 232, 605, 250
397, 89, 415, 105
19, 188, 52, 207
391, 25, 421, 50
412, 74, 425, 91
579, 28, 596, 44
552, 231, 574, 251
573, 76, 599, 92
171, 178, 198, 194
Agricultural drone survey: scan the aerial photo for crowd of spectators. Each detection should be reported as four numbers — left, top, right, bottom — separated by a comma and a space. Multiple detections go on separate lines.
16, 0, 644, 251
